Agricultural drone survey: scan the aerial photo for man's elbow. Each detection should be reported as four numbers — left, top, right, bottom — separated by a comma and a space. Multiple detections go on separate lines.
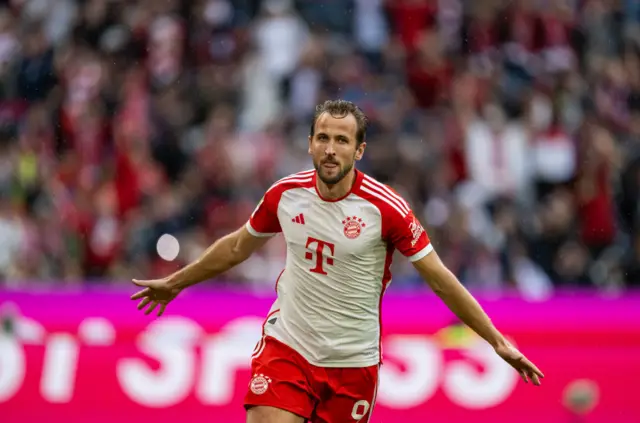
228, 229, 258, 265
422, 271, 447, 296
229, 244, 249, 266
414, 256, 454, 296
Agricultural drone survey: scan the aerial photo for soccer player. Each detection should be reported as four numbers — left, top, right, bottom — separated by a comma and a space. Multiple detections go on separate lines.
131, 100, 544, 423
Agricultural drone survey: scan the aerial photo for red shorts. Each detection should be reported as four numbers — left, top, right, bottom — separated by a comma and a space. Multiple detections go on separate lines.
244, 336, 379, 422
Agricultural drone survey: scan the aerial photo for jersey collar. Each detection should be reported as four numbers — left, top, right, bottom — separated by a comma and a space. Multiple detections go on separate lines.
313, 169, 363, 202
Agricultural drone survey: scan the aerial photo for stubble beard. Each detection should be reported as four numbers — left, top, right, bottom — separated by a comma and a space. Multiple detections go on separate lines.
314, 159, 354, 185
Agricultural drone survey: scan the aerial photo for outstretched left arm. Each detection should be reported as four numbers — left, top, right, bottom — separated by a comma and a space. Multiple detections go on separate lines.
369, 184, 544, 384
412, 251, 507, 349
412, 251, 545, 385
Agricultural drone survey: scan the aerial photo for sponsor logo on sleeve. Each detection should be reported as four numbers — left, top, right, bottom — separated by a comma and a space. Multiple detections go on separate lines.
409, 218, 424, 247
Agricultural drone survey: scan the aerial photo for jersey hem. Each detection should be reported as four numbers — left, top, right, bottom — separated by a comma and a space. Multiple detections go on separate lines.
265, 334, 380, 368
302, 357, 381, 368
408, 243, 434, 262
245, 221, 278, 238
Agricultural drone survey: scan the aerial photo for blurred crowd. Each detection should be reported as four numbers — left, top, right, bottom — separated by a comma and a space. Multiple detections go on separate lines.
0, 0, 639, 296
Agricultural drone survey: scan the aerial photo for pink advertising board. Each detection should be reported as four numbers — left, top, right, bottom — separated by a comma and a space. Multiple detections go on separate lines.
0, 288, 639, 423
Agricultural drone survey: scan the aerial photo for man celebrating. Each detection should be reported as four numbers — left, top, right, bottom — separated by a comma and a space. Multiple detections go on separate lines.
131, 100, 544, 423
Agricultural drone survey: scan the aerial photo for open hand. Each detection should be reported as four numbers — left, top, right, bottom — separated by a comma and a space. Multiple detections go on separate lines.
130, 278, 182, 317
495, 341, 545, 386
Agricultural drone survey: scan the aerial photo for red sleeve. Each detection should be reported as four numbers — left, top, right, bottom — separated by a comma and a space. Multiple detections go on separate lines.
356, 175, 434, 261
384, 210, 433, 262
246, 188, 282, 237
245, 171, 316, 237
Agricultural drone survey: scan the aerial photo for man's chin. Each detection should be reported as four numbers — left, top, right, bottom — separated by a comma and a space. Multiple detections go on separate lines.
317, 168, 344, 185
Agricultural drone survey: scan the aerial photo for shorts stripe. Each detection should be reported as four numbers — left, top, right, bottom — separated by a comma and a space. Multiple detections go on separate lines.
251, 337, 266, 359
252, 336, 264, 355
366, 366, 380, 423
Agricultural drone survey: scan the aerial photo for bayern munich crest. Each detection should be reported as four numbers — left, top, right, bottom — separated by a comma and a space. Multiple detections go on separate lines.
250, 373, 272, 395
342, 216, 366, 239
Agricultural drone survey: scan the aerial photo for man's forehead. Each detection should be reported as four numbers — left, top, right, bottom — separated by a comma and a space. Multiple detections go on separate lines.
315, 112, 357, 135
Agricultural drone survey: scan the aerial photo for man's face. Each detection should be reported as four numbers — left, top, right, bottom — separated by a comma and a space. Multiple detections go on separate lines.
308, 112, 366, 185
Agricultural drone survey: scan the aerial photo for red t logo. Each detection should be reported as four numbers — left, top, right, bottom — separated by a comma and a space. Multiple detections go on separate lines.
305, 237, 335, 275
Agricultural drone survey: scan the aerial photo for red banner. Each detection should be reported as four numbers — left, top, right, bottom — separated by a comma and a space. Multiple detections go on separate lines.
1, 289, 639, 422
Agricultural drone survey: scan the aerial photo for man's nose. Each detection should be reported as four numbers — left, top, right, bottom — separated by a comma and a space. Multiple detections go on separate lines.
325, 141, 336, 155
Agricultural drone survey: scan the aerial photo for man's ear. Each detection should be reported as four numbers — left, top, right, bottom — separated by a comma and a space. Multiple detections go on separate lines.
355, 141, 366, 161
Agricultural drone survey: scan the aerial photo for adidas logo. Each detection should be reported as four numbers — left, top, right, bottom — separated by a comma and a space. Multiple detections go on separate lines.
291, 213, 305, 224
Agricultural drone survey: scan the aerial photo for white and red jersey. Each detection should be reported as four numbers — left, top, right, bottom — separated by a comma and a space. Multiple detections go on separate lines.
246, 169, 433, 367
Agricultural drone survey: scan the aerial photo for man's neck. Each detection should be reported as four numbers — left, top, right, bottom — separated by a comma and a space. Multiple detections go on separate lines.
316, 169, 356, 200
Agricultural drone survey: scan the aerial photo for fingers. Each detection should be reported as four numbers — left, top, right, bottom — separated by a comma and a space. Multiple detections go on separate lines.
521, 357, 544, 382
531, 372, 541, 386
521, 369, 541, 386
158, 303, 167, 317
132, 279, 153, 287
136, 298, 168, 317
137, 297, 151, 310
131, 280, 172, 317
130, 288, 150, 300
530, 362, 545, 379
518, 369, 528, 384
145, 301, 159, 315
516, 357, 544, 386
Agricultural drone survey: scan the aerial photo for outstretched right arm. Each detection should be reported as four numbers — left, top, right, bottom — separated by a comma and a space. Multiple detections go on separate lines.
132, 185, 283, 316
166, 225, 270, 290
131, 226, 271, 316
171, 185, 285, 288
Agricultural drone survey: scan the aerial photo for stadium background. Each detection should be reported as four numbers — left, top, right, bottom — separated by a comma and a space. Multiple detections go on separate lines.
0, 0, 639, 421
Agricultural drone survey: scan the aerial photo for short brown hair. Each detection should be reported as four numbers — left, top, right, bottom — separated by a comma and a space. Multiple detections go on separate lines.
310, 100, 368, 145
